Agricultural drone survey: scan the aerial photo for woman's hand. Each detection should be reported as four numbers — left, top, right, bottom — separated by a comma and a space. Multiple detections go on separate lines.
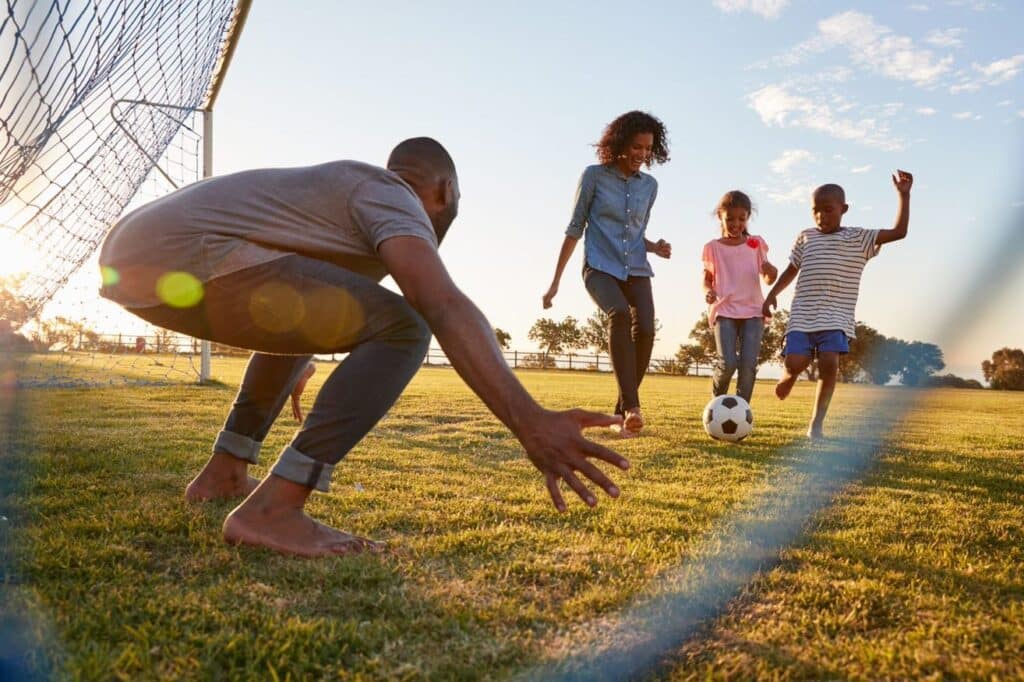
542, 283, 558, 309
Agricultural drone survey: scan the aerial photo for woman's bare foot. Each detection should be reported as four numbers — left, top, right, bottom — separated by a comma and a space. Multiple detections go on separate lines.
609, 423, 638, 439
185, 451, 260, 502
623, 408, 644, 435
806, 426, 826, 441
222, 475, 383, 557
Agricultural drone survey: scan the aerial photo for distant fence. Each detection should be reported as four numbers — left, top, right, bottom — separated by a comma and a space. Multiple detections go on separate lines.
4, 330, 715, 378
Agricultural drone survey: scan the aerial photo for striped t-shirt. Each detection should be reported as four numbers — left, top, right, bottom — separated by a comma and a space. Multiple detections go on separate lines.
786, 226, 880, 338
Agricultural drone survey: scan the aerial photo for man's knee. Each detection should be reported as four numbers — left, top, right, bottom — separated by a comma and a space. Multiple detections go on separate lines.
817, 352, 840, 378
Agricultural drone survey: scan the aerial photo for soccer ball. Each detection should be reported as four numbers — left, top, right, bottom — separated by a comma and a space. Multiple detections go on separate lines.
702, 394, 754, 442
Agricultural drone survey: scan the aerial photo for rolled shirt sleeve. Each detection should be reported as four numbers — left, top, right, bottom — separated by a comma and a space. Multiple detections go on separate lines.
565, 166, 597, 239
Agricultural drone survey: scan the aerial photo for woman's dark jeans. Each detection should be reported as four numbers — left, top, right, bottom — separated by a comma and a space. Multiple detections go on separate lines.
583, 266, 655, 414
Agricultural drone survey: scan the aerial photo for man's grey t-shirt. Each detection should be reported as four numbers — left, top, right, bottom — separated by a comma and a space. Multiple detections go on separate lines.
99, 161, 438, 308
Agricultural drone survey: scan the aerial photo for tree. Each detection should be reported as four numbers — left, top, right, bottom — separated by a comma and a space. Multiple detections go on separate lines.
894, 340, 944, 387
494, 327, 511, 350
982, 347, 1024, 390
924, 374, 984, 389
528, 316, 583, 355
0, 274, 31, 329
674, 343, 710, 375
759, 309, 788, 367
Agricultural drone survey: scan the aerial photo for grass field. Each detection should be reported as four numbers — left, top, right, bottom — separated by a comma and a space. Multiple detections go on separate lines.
1, 358, 1022, 680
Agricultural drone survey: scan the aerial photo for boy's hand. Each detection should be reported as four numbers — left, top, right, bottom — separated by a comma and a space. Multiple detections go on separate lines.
762, 292, 777, 318
892, 169, 913, 195
704, 288, 717, 304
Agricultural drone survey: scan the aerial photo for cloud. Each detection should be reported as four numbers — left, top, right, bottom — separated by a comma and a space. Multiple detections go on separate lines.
767, 11, 953, 86
1018, 110, 1024, 118
925, 28, 965, 48
997, 99, 1012, 106
748, 84, 905, 150
916, 106, 938, 115
770, 149, 814, 174
760, 182, 816, 205
947, 0, 999, 10
908, 3, 930, 10
850, 165, 873, 173
975, 54, 1024, 83
712, 0, 789, 19
952, 111, 981, 120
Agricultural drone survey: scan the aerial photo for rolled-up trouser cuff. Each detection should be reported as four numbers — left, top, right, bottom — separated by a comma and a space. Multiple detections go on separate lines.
270, 446, 335, 492
213, 430, 261, 464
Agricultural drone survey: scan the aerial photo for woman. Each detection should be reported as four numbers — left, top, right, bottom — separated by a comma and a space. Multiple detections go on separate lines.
542, 111, 672, 437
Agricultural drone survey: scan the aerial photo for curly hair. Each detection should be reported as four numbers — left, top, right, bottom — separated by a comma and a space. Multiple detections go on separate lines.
595, 110, 670, 167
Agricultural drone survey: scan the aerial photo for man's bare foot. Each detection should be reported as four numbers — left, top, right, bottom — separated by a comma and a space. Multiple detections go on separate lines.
185, 451, 259, 502
223, 488, 382, 558
775, 374, 798, 400
623, 408, 644, 435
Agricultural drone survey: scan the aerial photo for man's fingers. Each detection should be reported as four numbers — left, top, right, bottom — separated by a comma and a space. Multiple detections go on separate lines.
558, 467, 597, 507
546, 473, 566, 513
579, 436, 630, 470
568, 408, 623, 429
573, 458, 620, 498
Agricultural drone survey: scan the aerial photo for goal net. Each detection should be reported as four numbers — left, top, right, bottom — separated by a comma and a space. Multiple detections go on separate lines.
1, 0, 250, 386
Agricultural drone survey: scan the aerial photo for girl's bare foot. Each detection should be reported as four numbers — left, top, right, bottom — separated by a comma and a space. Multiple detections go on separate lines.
185, 452, 259, 502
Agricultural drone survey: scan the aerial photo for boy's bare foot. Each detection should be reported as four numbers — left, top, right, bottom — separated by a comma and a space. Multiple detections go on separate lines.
775, 374, 798, 400
806, 427, 826, 441
185, 451, 259, 502
623, 408, 644, 435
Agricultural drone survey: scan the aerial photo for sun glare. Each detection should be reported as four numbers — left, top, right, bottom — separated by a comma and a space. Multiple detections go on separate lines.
0, 228, 41, 279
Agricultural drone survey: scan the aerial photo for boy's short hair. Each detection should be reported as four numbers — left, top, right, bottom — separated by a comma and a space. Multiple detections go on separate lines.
813, 183, 846, 203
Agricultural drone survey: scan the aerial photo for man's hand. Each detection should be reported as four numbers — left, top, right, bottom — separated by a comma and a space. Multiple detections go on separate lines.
290, 362, 316, 422
519, 409, 630, 512
651, 239, 672, 259
762, 292, 777, 318
542, 283, 558, 309
892, 169, 913, 195
704, 288, 717, 304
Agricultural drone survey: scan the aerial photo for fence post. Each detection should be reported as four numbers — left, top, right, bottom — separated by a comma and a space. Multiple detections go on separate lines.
514, 350, 517, 369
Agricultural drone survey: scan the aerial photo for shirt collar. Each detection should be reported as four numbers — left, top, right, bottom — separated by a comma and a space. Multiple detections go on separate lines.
605, 163, 641, 180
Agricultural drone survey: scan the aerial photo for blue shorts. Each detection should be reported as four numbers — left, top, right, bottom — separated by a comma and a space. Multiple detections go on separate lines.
783, 330, 849, 357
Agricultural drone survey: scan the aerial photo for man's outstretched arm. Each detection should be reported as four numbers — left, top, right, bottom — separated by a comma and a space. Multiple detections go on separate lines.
379, 236, 629, 512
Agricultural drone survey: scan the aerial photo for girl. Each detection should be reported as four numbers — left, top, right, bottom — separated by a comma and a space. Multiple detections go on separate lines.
702, 190, 778, 403
542, 111, 672, 437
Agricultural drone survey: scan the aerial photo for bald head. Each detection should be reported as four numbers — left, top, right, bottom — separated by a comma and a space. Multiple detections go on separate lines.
387, 137, 459, 242
387, 137, 456, 182
812, 183, 846, 203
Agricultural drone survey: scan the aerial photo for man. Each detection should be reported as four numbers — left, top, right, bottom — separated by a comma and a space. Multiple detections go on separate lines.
99, 137, 629, 557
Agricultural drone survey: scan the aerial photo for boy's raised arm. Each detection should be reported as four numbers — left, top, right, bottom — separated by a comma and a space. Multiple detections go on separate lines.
876, 169, 913, 246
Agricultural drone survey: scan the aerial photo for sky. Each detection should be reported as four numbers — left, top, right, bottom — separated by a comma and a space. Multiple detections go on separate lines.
44, 0, 1024, 380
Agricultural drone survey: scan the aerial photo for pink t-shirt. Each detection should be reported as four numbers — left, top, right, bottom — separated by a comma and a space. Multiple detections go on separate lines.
702, 235, 769, 326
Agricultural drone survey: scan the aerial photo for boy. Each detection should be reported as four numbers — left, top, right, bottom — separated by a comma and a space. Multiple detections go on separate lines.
762, 170, 913, 439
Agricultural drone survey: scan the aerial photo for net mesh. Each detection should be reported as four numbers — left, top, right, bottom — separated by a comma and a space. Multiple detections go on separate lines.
1, 0, 246, 386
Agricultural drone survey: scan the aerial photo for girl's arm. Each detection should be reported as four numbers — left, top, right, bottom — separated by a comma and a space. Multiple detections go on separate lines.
703, 268, 716, 303
542, 236, 579, 309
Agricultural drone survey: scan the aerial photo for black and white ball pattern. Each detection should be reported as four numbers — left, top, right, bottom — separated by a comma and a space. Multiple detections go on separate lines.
702, 394, 754, 442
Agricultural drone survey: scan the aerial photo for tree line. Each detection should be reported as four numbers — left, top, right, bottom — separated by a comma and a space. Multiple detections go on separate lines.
502, 305, 1023, 390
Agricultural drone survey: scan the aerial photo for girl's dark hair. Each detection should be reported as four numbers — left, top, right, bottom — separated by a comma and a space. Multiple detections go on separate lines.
714, 190, 755, 236
595, 111, 670, 167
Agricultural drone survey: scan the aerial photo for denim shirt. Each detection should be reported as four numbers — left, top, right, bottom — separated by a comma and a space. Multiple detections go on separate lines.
565, 163, 658, 280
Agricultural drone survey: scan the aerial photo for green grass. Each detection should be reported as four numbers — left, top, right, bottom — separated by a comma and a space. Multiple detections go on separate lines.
1, 360, 1022, 679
